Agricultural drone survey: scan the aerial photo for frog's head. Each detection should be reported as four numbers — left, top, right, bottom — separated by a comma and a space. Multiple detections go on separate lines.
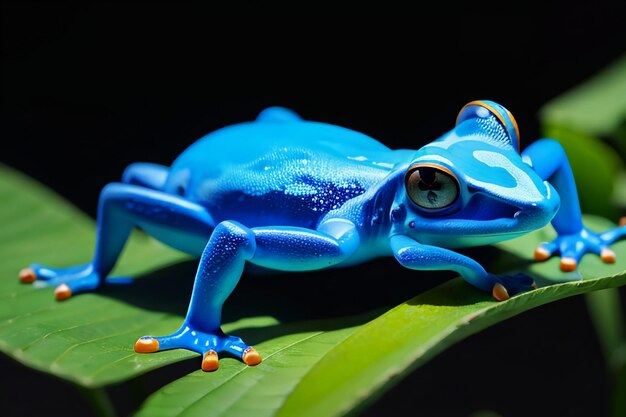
394, 100, 560, 248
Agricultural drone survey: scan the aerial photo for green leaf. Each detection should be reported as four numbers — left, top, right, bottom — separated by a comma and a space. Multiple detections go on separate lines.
133, 315, 370, 417
2, 161, 626, 417
137, 216, 626, 417
277, 217, 626, 417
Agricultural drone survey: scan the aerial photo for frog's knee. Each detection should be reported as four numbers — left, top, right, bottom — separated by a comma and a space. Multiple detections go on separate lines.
211, 221, 257, 258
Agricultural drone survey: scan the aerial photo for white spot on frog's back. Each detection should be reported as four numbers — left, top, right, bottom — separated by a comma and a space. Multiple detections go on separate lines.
348, 155, 368, 162
347, 155, 395, 169
285, 182, 318, 196
373, 161, 394, 169
471, 150, 544, 202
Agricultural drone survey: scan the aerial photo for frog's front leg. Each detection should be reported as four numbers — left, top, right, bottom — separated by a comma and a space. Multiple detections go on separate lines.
523, 139, 626, 271
19, 183, 215, 298
390, 235, 534, 301
135, 218, 359, 371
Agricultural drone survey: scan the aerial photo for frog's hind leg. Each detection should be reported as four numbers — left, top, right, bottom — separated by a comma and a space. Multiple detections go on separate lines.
136, 218, 360, 370
20, 162, 172, 288
20, 183, 215, 300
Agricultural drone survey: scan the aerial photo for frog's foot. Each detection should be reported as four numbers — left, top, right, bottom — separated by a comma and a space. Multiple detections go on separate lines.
19, 263, 101, 301
490, 272, 536, 301
533, 225, 626, 272
134, 325, 262, 372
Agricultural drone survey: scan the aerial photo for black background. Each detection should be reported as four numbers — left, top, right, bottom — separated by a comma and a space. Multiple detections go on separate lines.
2, 2, 626, 417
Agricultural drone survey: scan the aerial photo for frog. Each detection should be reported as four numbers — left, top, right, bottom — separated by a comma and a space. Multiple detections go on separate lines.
19, 100, 625, 371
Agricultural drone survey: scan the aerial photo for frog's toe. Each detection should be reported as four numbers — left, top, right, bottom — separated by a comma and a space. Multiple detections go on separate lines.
534, 246, 551, 261
491, 273, 535, 301
534, 242, 556, 261
202, 350, 220, 372
619, 217, 626, 227
28, 263, 77, 281
492, 283, 510, 301
600, 247, 616, 264
559, 257, 578, 272
46, 274, 99, 301
242, 347, 262, 366
19, 267, 37, 284
134, 336, 160, 353
557, 243, 585, 272
55, 284, 72, 301
23, 266, 101, 300
27, 263, 101, 299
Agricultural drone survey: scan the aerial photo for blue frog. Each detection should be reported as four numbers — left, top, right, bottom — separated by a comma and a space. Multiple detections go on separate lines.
19, 100, 625, 371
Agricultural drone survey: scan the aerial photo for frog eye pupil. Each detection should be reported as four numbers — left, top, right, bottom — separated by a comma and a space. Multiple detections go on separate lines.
405, 166, 459, 210
416, 168, 436, 187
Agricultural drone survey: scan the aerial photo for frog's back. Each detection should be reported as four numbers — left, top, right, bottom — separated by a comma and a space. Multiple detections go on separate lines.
165, 109, 409, 228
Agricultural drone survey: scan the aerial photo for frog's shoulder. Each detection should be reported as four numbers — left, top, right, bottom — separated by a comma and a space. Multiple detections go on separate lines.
255, 106, 303, 123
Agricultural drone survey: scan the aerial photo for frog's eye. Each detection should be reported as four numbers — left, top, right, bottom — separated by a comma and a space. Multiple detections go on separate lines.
405, 165, 459, 210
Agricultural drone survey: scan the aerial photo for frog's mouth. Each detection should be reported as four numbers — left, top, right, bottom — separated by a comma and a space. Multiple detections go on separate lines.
455, 193, 521, 222
411, 192, 558, 248
414, 216, 532, 249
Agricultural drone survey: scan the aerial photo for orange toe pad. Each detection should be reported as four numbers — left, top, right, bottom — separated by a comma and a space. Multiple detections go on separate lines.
134, 337, 160, 353
19, 268, 37, 283
492, 283, 510, 302
560, 257, 577, 272
55, 284, 72, 301
534, 246, 551, 261
601, 248, 616, 263
202, 350, 219, 372
242, 347, 262, 366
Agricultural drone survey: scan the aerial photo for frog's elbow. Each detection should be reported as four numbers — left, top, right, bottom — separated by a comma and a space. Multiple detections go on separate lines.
318, 218, 361, 256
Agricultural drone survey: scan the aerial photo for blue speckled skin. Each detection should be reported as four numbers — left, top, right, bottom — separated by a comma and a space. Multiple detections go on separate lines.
26, 101, 626, 370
